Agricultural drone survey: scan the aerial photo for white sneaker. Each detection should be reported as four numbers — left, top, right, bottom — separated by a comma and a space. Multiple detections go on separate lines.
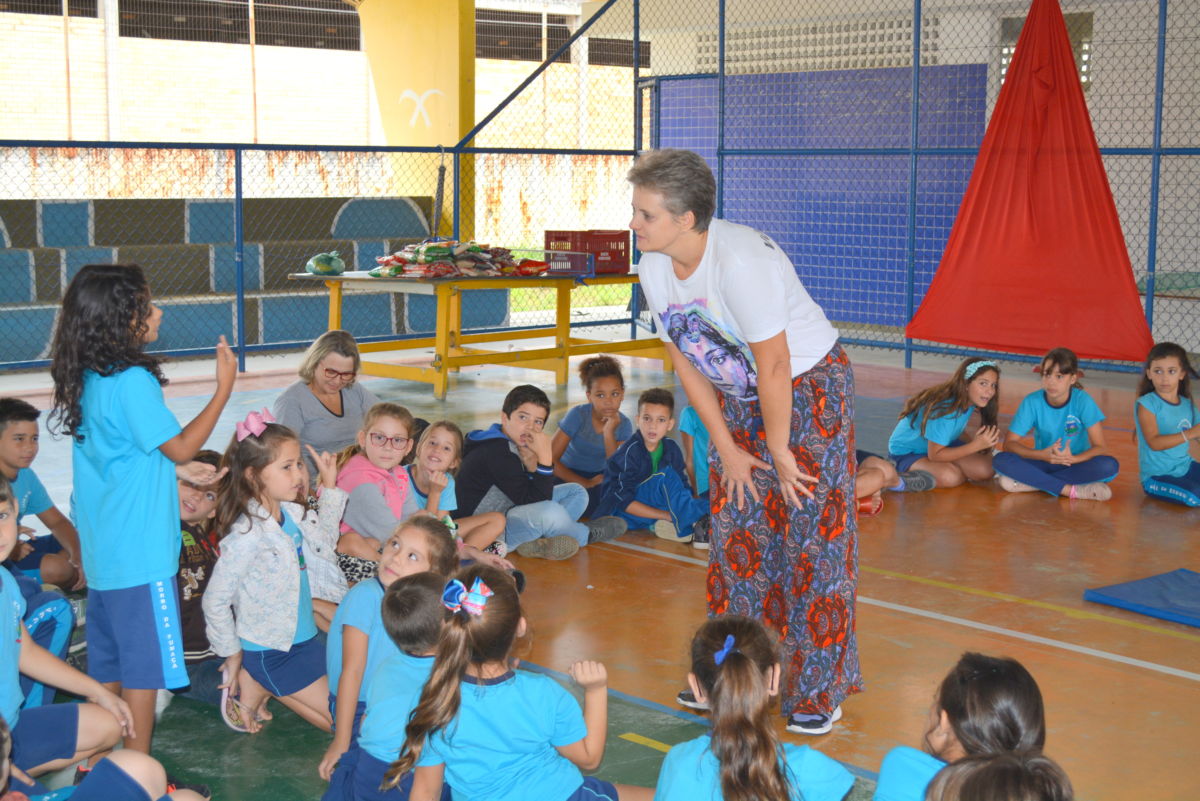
998, 475, 1036, 493
785, 705, 843, 735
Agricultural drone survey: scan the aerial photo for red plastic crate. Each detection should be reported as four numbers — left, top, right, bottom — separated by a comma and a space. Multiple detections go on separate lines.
545, 229, 631, 274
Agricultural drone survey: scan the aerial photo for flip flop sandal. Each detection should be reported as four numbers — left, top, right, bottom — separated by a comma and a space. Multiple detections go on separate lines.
219, 667, 250, 733
857, 495, 884, 517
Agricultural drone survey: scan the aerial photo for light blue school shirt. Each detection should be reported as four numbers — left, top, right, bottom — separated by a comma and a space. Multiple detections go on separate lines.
358, 651, 434, 763
241, 510, 316, 651
1009, 388, 1103, 454
72, 367, 182, 590
873, 746, 946, 801
401, 465, 458, 519
556, 404, 633, 474
655, 733, 854, 801
888, 407, 973, 457
1, 565, 27, 729
326, 578, 399, 702
11, 468, 52, 525
1136, 392, 1200, 483
678, 406, 711, 494
417, 670, 587, 801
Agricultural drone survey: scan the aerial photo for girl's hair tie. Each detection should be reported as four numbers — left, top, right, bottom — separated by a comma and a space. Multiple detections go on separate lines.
713, 634, 738, 666
236, 408, 276, 441
442, 577, 493, 616
964, 360, 998, 381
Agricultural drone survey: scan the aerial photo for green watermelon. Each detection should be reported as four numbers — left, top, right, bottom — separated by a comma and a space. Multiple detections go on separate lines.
306, 251, 346, 276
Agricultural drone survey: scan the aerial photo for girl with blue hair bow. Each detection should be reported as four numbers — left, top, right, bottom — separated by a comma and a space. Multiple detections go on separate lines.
887, 358, 1002, 489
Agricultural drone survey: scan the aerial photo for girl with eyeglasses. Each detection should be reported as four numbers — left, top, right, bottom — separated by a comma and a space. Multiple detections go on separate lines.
274, 330, 381, 481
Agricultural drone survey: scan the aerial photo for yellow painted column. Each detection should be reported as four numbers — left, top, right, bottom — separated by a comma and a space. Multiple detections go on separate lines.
354, 0, 475, 237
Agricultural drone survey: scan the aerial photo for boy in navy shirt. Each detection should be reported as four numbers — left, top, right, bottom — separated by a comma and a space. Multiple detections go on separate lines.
596, 388, 710, 547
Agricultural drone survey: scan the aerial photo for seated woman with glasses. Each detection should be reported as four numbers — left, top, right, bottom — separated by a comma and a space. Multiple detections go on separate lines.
274, 329, 381, 482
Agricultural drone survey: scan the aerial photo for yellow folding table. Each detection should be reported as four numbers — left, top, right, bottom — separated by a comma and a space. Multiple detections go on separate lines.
289, 272, 672, 399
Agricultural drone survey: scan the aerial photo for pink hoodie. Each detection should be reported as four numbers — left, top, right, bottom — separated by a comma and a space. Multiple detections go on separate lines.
335, 452, 410, 533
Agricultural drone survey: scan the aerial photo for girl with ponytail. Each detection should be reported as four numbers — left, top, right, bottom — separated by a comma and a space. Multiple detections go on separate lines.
386, 564, 652, 801
655, 616, 853, 801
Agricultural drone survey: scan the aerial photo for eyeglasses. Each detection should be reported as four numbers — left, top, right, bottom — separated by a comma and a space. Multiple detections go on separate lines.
368, 432, 410, 450
322, 367, 356, 382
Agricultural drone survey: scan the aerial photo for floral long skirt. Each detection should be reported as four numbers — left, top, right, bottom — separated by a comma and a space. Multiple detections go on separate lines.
706, 344, 863, 716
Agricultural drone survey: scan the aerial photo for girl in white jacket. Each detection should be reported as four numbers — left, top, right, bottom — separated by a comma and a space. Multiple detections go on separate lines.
202, 410, 345, 733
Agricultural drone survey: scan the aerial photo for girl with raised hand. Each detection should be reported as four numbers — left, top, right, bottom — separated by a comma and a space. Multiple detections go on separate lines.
202, 416, 346, 735
888, 358, 1002, 489
655, 616, 853, 801
386, 564, 653, 801
993, 348, 1118, 501
48, 263, 236, 753
1134, 342, 1200, 507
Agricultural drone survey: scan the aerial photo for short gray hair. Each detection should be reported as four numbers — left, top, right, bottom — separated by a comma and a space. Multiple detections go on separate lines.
627, 149, 717, 232
298, 329, 361, 384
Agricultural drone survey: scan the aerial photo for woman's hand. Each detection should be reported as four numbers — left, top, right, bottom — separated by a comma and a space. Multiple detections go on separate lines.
718, 444, 773, 510
769, 447, 817, 506
307, 445, 339, 489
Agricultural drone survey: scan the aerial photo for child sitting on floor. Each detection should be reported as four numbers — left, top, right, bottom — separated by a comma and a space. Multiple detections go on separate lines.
595, 388, 709, 547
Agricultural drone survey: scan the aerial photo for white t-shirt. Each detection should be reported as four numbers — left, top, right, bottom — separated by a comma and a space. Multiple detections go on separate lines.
638, 218, 838, 400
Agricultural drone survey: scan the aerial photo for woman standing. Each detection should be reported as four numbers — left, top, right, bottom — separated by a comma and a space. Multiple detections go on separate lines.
273, 330, 380, 478
629, 149, 861, 734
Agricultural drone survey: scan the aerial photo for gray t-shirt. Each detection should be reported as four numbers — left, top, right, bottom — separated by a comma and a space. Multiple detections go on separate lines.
272, 380, 380, 476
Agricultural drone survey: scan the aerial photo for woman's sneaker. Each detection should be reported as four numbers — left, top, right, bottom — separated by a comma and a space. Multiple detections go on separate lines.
785, 705, 842, 735
676, 688, 709, 710
897, 469, 936, 492
654, 519, 692, 543
514, 535, 580, 560
690, 516, 711, 550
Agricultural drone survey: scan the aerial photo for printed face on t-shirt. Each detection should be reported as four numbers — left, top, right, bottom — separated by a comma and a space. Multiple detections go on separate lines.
0, 420, 39, 477
663, 305, 757, 399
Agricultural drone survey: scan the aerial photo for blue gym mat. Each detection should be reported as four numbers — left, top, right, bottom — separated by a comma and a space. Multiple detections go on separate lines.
1084, 569, 1200, 628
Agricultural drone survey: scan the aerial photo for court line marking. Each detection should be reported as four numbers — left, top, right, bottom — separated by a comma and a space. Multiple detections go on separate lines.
619, 732, 671, 752
603, 541, 1200, 682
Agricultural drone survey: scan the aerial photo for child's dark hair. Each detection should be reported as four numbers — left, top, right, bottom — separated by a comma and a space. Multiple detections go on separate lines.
391, 515, 459, 579
899, 358, 1000, 432
928, 652, 1045, 759
0, 398, 40, 437
501, 384, 551, 418
1136, 342, 1198, 399
415, 420, 465, 474
689, 616, 789, 801
214, 423, 300, 537
925, 752, 1074, 801
578, 355, 625, 391
337, 402, 416, 470
0, 476, 12, 507
382, 571, 451, 654
385, 564, 522, 786
1039, 348, 1083, 389
49, 264, 166, 441
639, 387, 675, 416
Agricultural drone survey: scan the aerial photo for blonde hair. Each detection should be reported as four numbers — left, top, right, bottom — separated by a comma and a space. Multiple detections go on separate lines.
297, 330, 361, 385
336, 402, 416, 470
415, 420, 466, 474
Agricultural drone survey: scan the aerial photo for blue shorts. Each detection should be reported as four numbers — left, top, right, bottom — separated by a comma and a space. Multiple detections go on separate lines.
565, 776, 620, 801
13, 534, 63, 574
242, 635, 326, 697
888, 452, 924, 473
10, 702, 79, 772
72, 755, 169, 801
86, 578, 188, 690
345, 752, 453, 801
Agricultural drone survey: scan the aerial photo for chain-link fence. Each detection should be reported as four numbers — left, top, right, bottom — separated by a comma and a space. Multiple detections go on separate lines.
2, 0, 1197, 371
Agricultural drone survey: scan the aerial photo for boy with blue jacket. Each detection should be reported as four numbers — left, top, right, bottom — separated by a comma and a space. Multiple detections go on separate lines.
595, 388, 709, 547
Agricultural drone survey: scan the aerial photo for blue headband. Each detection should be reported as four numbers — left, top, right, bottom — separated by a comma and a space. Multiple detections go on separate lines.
964, 360, 998, 381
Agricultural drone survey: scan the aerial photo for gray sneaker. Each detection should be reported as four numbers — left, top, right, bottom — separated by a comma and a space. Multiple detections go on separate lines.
586, 515, 628, 544
898, 469, 936, 492
514, 535, 580, 560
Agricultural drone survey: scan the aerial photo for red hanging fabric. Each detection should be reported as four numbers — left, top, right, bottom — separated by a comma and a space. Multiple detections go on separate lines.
906, 0, 1153, 361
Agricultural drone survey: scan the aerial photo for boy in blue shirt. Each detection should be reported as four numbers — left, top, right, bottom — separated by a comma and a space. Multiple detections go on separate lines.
0, 476, 131, 796
0, 399, 79, 711
596, 388, 710, 547
0, 399, 82, 590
